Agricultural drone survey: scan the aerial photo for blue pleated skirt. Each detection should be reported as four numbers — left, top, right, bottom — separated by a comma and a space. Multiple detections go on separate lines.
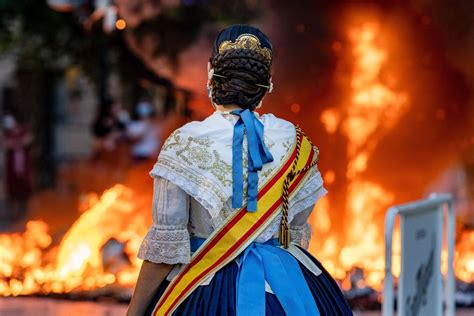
145, 246, 352, 316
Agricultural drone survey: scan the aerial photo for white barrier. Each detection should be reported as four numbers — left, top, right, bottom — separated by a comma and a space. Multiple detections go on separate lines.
383, 193, 455, 316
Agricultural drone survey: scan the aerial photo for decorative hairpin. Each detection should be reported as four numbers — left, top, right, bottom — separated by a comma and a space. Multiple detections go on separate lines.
212, 73, 227, 79
218, 34, 272, 61
255, 82, 274, 93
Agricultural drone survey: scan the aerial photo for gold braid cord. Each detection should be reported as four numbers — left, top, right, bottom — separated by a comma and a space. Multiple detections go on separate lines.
279, 127, 319, 248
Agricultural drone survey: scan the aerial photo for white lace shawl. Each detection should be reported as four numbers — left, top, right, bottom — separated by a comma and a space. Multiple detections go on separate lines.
142, 111, 327, 264
150, 111, 301, 228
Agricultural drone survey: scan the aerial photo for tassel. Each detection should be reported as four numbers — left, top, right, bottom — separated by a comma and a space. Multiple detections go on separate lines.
279, 179, 291, 249
279, 222, 291, 249
279, 147, 294, 249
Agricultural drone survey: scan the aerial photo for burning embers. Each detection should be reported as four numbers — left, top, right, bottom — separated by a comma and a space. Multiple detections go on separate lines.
0, 185, 147, 297
456, 230, 474, 284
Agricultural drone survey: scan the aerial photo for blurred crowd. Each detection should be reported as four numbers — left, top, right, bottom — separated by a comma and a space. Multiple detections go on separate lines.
92, 97, 163, 162
2, 95, 179, 223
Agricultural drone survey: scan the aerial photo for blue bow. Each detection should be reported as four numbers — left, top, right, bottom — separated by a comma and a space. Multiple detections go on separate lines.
231, 109, 273, 212
237, 241, 320, 316
189, 237, 320, 315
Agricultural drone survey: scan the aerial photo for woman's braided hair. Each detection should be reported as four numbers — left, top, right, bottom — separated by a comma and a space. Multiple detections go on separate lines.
210, 47, 272, 111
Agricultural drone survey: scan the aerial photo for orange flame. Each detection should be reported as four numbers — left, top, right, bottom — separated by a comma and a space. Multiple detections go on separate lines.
0, 185, 149, 296
312, 21, 410, 290
313, 19, 474, 291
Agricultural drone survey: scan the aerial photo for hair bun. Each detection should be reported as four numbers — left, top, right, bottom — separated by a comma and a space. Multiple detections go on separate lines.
209, 25, 273, 110
211, 48, 271, 110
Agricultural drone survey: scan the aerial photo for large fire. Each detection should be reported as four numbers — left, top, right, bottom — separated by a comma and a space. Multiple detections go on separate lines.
1, 20, 473, 299
309, 20, 474, 292
0, 185, 147, 296
310, 22, 409, 291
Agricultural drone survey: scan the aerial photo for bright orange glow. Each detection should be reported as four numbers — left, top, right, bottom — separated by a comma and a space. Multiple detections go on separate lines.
0, 185, 149, 296
115, 19, 127, 30
455, 230, 474, 283
312, 196, 331, 235
324, 170, 336, 184
320, 109, 340, 134
290, 103, 301, 113
309, 19, 474, 290
311, 21, 410, 290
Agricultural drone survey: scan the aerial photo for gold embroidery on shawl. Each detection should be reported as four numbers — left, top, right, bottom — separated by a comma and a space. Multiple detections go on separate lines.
157, 128, 296, 226
161, 130, 233, 185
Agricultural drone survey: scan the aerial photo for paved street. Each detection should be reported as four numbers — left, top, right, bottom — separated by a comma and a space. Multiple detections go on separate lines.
0, 297, 127, 316
1, 297, 473, 316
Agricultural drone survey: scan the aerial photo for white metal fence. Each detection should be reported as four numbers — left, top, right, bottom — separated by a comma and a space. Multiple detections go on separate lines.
383, 193, 455, 316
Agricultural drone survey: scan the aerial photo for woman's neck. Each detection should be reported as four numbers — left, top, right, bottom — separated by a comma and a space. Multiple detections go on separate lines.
214, 104, 242, 112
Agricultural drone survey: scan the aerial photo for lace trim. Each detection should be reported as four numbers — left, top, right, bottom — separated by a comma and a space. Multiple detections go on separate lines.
151, 115, 296, 230
255, 168, 327, 242
291, 223, 312, 249
137, 226, 190, 264
151, 159, 227, 228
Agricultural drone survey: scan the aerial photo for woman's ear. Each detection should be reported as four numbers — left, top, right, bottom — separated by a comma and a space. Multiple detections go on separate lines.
206, 62, 214, 100
207, 62, 214, 92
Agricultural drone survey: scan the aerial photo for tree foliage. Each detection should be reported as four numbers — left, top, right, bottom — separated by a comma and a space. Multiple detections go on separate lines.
0, 0, 87, 69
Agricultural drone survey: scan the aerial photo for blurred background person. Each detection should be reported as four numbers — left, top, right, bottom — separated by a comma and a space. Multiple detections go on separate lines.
126, 98, 162, 162
92, 97, 130, 158
3, 113, 33, 221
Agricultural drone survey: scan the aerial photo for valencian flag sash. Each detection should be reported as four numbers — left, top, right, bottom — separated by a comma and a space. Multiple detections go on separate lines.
153, 128, 318, 316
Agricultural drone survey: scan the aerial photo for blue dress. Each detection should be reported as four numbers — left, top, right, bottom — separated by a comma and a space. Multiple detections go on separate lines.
144, 242, 352, 316
139, 111, 353, 315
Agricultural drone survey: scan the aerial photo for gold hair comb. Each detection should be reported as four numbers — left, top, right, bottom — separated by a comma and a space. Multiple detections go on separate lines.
218, 34, 272, 61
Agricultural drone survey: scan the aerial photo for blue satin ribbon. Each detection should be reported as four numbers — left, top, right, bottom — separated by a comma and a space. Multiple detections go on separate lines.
189, 237, 320, 315
231, 109, 273, 212
237, 242, 320, 316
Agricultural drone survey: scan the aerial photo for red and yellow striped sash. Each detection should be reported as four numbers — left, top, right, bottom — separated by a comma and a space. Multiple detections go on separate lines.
153, 129, 317, 316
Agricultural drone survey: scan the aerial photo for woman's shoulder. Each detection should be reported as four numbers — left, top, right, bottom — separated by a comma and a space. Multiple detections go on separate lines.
160, 113, 232, 152
168, 113, 227, 138
163, 112, 298, 146
260, 113, 297, 143
260, 113, 295, 131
